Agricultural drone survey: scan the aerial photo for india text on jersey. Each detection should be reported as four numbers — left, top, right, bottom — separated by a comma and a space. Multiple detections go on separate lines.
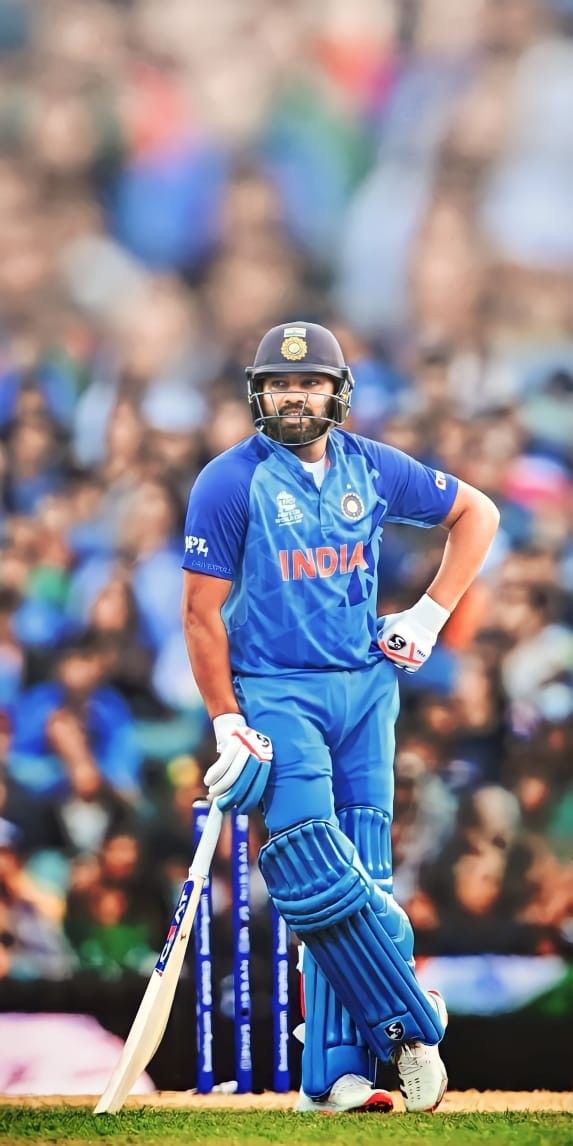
278, 542, 367, 581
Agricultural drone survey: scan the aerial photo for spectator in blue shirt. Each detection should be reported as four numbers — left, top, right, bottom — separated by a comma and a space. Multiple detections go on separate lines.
8, 635, 142, 798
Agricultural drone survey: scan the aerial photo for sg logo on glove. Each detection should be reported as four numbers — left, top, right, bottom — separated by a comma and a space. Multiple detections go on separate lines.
386, 634, 407, 652
246, 731, 272, 755
378, 613, 437, 673
378, 594, 450, 674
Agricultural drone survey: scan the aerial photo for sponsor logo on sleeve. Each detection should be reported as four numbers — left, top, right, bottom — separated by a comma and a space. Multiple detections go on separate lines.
434, 471, 447, 490
185, 534, 209, 556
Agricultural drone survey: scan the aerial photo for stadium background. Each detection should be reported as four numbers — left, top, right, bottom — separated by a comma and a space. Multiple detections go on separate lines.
0, 0, 571, 1095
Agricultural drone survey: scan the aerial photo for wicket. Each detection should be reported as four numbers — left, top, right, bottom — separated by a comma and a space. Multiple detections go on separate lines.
192, 800, 291, 1094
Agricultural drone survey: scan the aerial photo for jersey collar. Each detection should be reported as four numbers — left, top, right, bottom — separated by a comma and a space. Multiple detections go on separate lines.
256, 428, 339, 479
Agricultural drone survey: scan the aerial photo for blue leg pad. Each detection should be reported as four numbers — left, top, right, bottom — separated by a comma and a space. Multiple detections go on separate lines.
301, 948, 371, 1097
301, 807, 414, 1095
259, 819, 444, 1062
301, 806, 391, 1095
338, 806, 393, 893
339, 806, 415, 966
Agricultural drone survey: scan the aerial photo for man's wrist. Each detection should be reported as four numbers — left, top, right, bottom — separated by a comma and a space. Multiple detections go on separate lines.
411, 593, 450, 636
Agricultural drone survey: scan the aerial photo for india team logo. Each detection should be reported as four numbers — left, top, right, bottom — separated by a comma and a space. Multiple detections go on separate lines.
341, 491, 364, 520
281, 326, 308, 362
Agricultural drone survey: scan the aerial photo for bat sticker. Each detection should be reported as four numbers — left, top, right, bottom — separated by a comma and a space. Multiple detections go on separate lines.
155, 880, 195, 974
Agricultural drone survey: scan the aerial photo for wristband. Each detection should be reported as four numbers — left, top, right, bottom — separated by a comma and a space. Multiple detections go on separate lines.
410, 594, 450, 636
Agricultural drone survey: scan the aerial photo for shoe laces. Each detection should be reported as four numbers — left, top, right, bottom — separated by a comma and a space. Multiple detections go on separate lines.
394, 1041, 434, 1076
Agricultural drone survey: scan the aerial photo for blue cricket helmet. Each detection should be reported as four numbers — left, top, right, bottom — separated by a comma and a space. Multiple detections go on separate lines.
246, 321, 354, 443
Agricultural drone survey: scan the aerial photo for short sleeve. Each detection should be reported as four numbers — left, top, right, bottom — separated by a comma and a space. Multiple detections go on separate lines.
376, 444, 458, 527
182, 454, 251, 580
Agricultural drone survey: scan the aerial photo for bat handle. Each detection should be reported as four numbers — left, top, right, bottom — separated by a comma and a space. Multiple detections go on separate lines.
189, 800, 224, 878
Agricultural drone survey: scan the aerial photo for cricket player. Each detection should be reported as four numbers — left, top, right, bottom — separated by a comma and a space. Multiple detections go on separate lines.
181, 322, 499, 1113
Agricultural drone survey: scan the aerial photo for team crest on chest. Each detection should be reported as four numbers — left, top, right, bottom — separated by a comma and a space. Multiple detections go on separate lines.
275, 489, 303, 526
341, 491, 364, 520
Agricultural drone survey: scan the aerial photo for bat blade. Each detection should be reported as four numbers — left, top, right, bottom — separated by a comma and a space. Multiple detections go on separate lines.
94, 875, 204, 1114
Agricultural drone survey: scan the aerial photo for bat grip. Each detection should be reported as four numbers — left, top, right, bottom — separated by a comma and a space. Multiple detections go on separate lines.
189, 800, 224, 878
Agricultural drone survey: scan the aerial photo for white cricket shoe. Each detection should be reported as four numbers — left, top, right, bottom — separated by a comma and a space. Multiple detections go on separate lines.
393, 989, 448, 1113
296, 1073, 393, 1115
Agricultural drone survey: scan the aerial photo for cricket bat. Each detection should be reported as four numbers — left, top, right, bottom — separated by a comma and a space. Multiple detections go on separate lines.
94, 799, 224, 1114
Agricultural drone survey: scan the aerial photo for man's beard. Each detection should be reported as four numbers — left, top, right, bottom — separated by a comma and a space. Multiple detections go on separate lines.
263, 411, 334, 445
261, 395, 337, 445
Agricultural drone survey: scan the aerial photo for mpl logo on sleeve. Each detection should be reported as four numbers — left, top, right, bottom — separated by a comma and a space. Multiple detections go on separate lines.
275, 490, 303, 526
434, 470, 447, 490
185, 535, 209, 556
155, 879, 194, 974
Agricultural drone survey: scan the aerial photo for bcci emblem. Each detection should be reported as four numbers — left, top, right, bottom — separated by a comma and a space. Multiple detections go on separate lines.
280, 325, 308, 362
281, 336, 307, 362
341, 491, 364, 520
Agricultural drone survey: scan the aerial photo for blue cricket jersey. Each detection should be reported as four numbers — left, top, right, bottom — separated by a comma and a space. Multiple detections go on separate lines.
182, 429, 457, 674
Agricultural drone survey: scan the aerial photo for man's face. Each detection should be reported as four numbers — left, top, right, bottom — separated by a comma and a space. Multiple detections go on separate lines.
259, 372, 336, 445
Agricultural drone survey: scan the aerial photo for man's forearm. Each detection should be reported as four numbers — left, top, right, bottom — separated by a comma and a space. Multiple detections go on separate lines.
183, 612, 241, 720
427, 496, 499, 612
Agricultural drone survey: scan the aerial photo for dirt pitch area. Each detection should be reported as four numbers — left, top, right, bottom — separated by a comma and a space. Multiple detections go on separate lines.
0, 1091, 571, 1113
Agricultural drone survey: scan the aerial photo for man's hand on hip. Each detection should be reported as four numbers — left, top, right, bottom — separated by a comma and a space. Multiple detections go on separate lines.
377, 594, 450, 674
205, 714, 273, 813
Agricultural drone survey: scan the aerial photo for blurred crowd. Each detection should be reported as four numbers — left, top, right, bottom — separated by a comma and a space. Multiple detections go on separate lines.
0, 0, 572, 983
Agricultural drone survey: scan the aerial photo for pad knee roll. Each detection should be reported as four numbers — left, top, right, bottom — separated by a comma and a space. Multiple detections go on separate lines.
259, 819, 369, 930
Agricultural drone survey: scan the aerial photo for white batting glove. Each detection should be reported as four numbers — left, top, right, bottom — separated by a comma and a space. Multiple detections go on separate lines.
377, 594, 450, 674
212, 713, 248, 754
205, 713, 273, 812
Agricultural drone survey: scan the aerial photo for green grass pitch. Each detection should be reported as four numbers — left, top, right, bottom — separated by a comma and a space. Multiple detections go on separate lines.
0, 1109, 572, 1146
